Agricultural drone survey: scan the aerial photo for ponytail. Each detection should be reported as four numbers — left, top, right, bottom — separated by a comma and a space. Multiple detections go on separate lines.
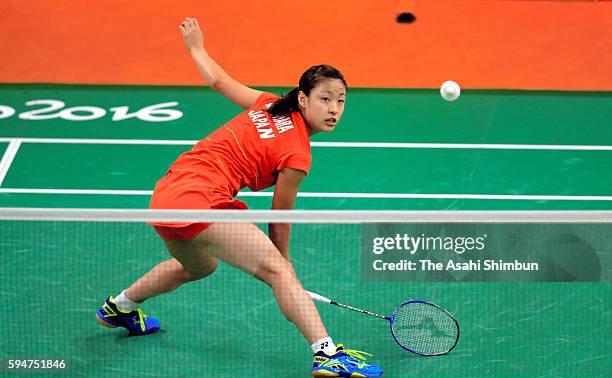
267, 87, 300, 117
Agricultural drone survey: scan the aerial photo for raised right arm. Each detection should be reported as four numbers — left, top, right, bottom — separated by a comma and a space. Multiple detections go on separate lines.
179, 18, 264, 109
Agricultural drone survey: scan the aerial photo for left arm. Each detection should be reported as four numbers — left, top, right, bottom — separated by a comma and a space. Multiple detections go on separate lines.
269, 168, 305, 260
179, 18, 264, 109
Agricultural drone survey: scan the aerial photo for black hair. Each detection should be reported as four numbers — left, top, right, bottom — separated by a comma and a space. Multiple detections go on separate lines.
267, 64, 347, 117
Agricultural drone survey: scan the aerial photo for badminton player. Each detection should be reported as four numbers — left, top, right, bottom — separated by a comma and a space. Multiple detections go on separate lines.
96, 17, 382, 377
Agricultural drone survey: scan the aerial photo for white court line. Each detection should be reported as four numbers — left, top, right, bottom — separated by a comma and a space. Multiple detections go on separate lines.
311, 142, 612, 151
0, 188, 152, 195
0, 137, 611, 150
0, 138, 197, 146
0, 188, 611, 201
0, 139, 22, 186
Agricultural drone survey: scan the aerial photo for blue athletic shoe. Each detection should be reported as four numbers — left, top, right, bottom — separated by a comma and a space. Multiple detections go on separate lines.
312, 343, 383, 377
96, 296, 160, 336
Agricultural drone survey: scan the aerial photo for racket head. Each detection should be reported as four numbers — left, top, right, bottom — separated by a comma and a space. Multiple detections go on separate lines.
389, 300, 460, 356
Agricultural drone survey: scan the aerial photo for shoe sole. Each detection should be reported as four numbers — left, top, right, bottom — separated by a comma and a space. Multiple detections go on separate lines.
96, 314, 117, 328
312, 370, 378, 377
312, 371, 339, 377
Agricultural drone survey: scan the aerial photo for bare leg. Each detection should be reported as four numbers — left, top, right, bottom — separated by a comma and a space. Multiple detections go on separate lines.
124, 245, 218, 303
187, 222, 329, 344
253, 247, 329, 344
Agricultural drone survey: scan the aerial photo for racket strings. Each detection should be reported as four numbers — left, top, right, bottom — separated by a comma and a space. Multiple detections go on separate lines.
392, 302, 459, 355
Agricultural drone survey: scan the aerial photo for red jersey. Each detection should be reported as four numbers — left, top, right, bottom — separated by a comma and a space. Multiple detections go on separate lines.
150, 92, 311, 213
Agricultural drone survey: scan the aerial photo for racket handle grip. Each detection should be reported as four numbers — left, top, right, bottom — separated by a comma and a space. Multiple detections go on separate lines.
306, 290, 332, 304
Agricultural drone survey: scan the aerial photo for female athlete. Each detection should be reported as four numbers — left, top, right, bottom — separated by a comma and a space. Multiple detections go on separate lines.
96, 17, 382, 377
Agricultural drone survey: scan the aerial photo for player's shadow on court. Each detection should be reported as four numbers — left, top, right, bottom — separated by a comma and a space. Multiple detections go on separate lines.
78, 330, 169, 373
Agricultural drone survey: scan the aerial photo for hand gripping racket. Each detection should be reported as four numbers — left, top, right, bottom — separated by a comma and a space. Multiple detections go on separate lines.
307, 291, 460, 356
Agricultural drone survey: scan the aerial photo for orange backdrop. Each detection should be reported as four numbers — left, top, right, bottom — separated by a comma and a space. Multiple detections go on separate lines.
1, 0, 611, 90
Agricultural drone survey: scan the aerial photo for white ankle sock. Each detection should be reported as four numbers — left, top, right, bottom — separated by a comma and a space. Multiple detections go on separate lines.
311, 337, 336, 355
112, 290, 140, 312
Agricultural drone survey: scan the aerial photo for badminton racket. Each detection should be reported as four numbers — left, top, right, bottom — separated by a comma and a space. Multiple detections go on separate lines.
307, 291, 459, 356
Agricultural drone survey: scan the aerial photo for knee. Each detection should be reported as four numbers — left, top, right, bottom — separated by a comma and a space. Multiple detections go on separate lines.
183, 259, 218, 282
256, 257, 297, 287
